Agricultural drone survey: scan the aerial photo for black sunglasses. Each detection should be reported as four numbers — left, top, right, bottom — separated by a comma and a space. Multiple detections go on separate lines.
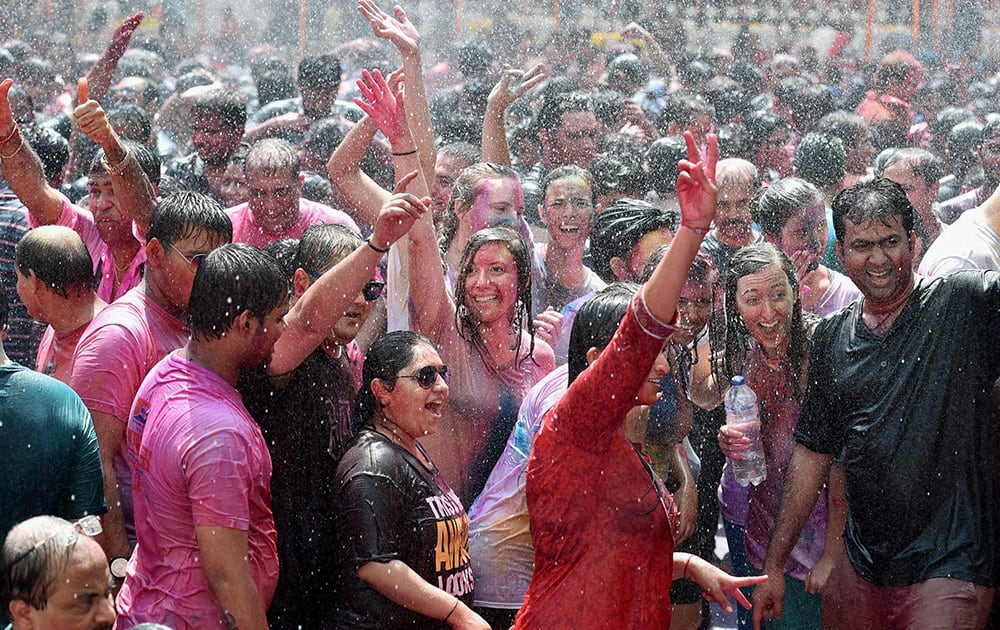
363, 280, 385, 302
398, 365, 450, 389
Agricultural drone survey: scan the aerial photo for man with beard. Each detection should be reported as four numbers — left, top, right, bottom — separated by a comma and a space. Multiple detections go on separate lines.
166, 89, 246, 204
1, 516, 115, 630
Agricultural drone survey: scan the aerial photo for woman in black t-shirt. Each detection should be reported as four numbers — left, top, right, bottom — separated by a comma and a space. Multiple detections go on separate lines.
333, 331, 490, 630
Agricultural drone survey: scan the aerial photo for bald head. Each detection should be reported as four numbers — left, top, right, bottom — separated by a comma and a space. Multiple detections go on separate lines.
16, 226, 96, 299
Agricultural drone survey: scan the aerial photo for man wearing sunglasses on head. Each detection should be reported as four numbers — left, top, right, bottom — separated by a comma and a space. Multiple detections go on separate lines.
237, 174, 428, 630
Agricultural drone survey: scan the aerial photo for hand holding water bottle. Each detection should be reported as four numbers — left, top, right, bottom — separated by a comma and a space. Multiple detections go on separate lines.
718, 376, 767, 487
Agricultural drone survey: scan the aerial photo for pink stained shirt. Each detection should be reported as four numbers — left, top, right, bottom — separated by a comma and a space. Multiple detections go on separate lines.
28, 197, 145, 302
116, 351, 278, 630
35, 313, 102, 384
69, 287, 188, 543
225, 198, 359, 248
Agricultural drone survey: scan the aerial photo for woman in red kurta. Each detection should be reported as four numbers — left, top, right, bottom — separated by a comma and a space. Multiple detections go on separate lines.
516, 134, 766, 628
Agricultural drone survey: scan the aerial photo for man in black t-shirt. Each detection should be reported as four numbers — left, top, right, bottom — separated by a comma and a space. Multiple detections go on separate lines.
753, 178, 1000, 629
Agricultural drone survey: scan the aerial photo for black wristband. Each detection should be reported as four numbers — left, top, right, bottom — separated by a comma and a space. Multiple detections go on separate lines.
367, 238, 390, 254
391, 148, 418, 156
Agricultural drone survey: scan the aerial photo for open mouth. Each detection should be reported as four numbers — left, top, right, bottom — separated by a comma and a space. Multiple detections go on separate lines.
425, 401, 444, 416
558, 224, 580, 233
472, 296, 497, 304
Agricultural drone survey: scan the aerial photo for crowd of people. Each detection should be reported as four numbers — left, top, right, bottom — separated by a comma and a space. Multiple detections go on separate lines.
2, 1, 1000, 629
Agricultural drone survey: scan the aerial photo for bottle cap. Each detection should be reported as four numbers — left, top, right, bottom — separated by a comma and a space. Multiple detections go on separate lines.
731, 375, 745, 387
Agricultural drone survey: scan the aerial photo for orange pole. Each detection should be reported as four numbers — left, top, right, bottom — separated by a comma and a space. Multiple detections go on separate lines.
912, 0, 920, 48
865, 0, 875, 62
198, 0, 206, 48
554, 0, 561, 32
298, 0, 307, 63
456, 0, 463, 40
609, 0, 616, 31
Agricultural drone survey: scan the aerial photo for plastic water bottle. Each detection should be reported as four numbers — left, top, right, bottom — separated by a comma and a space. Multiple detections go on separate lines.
725, 376, 767, 487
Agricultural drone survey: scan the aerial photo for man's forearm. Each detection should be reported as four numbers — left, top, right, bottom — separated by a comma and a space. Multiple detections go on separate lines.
763, 444, 833, 572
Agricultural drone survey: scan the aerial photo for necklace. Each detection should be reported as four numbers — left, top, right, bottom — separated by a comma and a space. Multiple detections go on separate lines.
865, 297, 907, 334
375, 415, 437, 473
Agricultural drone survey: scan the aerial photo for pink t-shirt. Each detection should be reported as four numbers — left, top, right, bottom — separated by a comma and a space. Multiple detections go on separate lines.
225, 198, 359, 248
116, 351, 278, 630
35, 315, 99, 384
28, 197, 145, 302
70, 287, 187, 542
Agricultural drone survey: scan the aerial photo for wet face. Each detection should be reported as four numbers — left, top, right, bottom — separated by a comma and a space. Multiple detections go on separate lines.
623, 228, 674, 281
883, 161, 937, 217
220, 160, 249, 208
246, 301, 289, 368
673, 277, 715, 347
463, 176, 523, 233
837, 214, 914, 306
756, 127, 792, 176
846, 129, 877, 175
715, 178, 756, 248
432, 154, 469, 222
381, 344, 449, 438
735, 263, 795, 357
87, 172, 133, 248
638, 344, 671, 406
540, 177, 595, 249
463, 241, 520, 326
246, 167, 302, 231
190, 112, 243, 166
774, 203, 827, 271
155, 229, 231, 315
18, 537, 115, 630
548, 110, 601, 168
300, 85, 338, 119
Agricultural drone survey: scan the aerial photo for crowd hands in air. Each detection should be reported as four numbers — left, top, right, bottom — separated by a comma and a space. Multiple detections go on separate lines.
1, 0, 999, 629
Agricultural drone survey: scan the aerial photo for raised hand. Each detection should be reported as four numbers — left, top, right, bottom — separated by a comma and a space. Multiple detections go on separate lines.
677, 130, 718, 232
357, 0, 421, 57
73, 79, 115, 146
109, 12, 144, 57
354, 69, 409, 145
370, 170, 430, 249
487, 64, 545, 114
0, 79, 15, 138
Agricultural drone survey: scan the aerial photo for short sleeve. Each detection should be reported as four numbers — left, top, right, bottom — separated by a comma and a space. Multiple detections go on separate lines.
183, 423, 253, 531
794, 331, 843, 455
62, 391, 108, 518
335, 472, 407, 569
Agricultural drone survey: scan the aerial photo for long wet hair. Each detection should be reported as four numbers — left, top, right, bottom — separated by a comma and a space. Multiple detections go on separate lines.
355, 330, 436, 427
454, 227, 536, 370
438, 162, 520, 254
723, 242, 811, 396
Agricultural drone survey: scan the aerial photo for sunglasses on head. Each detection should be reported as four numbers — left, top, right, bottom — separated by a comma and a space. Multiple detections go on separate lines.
398, 364, 450, 389
363, 280, 385, 302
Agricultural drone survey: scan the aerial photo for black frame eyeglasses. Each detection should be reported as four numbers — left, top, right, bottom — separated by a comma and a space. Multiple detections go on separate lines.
362, 280, 385, 302
398, 365, 450, 389
167, 242, 209, 270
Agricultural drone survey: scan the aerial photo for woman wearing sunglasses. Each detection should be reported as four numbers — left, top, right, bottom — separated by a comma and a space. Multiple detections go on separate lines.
333, 330, 490, 629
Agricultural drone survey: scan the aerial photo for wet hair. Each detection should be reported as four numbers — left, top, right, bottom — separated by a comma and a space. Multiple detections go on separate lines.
723, 242, 809, 395
704, 77, 748, 126
540, 165, 596, 206
300, 171, 334, 204
16, 57, 55, 85
646, 136, 687, 195
607, 53, 648, 93
191, 89, 247, 131
656, 93, 714, 136
438, 142, 480, 166
107, 104, 152, 144
753, 177, 824, 237
874, 50, 921, 92
303, 118, 345, 165
438, 162, 519, 254
454, 227, 536, 368
457, 42, 493, 78
294, 223, 362, 276
590, 198, 679, 283
831, 177, 914, 244
297, 54, 342, 90
566, 282, 639, 384
533, 91, 594, 138
245, 138, 300, 177
21, 126, 68, 183
716, 157, 760, 191
1, 516, 80, 613
88, 141, 161, 186
979, 118, 1000, 148
263, 238, 300, 282
356, 330, 436, 425
932, 107, 975, 140
147, 190, 233, 246
256, 69, 297, 106
817, 110, 870, 151
876, 148, 943, 186
793, 133, 846, 190
187, 243, 289, 341
16, 226, 96, 298
590, 153, 647, 201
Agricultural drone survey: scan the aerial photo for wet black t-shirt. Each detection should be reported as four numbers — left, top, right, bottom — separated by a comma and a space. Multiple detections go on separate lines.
334, 430, 474, 629
796, 271, 1000, 587
238, 348, 357, 629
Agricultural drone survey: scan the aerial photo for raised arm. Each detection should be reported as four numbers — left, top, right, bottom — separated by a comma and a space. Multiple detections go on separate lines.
358, 0, 436, 186
268, 170, 428, 376
82, 12, 144, 106
643, 131, 717, 323
481, 64, 545, 166
0, 79, 65, 223
73, 78, 156, 235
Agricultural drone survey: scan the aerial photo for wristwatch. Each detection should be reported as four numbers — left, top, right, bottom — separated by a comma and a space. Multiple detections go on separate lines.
110, 557, 129, 580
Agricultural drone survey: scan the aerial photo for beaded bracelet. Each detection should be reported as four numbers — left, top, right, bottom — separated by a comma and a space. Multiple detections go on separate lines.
100, 148, 133, 176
